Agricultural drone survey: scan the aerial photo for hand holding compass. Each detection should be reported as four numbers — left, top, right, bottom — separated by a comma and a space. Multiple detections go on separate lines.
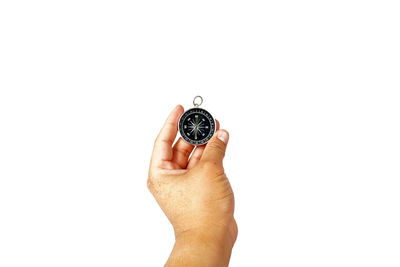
148, 99, 237, 266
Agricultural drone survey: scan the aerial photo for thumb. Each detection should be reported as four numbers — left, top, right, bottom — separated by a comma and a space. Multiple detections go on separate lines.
201, 130, 229, 164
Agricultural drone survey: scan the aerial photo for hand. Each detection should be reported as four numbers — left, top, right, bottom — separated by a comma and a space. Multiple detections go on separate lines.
148, 105, 238, 267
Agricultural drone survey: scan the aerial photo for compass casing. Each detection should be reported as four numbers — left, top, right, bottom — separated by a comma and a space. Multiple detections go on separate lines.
178, 107, 216, 146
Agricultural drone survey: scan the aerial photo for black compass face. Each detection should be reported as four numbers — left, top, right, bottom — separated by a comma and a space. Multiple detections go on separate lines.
178, 108, 215, 145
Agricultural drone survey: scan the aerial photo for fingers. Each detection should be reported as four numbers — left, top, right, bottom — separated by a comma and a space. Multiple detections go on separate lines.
215, 119, 220, 133
187, 119, 220, 169
187, 144, 206, 169
151, 105, 184, 166
172, 139, 194, 168
200, 129, 229, 165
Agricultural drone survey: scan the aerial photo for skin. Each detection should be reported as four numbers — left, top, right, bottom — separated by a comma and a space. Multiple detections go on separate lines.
148, 105, 238, 267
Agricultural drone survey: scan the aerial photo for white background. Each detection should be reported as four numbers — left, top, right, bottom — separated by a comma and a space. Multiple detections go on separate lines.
1, 1, 399, 266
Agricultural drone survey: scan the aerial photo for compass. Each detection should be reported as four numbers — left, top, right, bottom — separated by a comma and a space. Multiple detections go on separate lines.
178, 96, 216, 145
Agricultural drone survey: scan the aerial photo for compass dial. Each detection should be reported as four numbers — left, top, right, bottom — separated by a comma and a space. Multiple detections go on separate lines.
178, 108, 216, 145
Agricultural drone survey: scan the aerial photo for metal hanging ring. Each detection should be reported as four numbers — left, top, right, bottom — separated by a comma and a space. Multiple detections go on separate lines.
193, 96, 203, 107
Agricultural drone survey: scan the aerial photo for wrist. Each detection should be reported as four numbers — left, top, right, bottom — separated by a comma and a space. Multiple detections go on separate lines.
166, 225, 235, 267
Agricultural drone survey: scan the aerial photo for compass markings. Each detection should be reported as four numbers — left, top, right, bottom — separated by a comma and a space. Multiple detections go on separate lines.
178, 108, 215, 145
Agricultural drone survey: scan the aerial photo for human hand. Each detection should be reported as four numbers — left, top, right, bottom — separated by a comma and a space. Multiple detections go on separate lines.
148, 105, 237, 267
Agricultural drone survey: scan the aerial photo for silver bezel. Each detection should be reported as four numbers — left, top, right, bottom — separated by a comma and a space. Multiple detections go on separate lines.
178, 107, 216, 146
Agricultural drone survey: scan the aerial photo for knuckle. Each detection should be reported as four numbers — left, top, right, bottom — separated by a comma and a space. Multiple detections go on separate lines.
147, 177, 154, 191
202, 160, 218, 170
147, 173, 159, 192
201, 160, 224, 176
165, 121, 176, 129
215, 170, 228, 179
176, 146, 192, 158
207, 142, 225, 155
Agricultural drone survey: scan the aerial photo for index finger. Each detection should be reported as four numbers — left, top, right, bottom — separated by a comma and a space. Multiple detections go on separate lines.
151, 105, 184, 167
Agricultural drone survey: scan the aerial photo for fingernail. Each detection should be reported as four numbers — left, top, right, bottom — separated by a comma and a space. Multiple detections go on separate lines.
217, 130, 229, 144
